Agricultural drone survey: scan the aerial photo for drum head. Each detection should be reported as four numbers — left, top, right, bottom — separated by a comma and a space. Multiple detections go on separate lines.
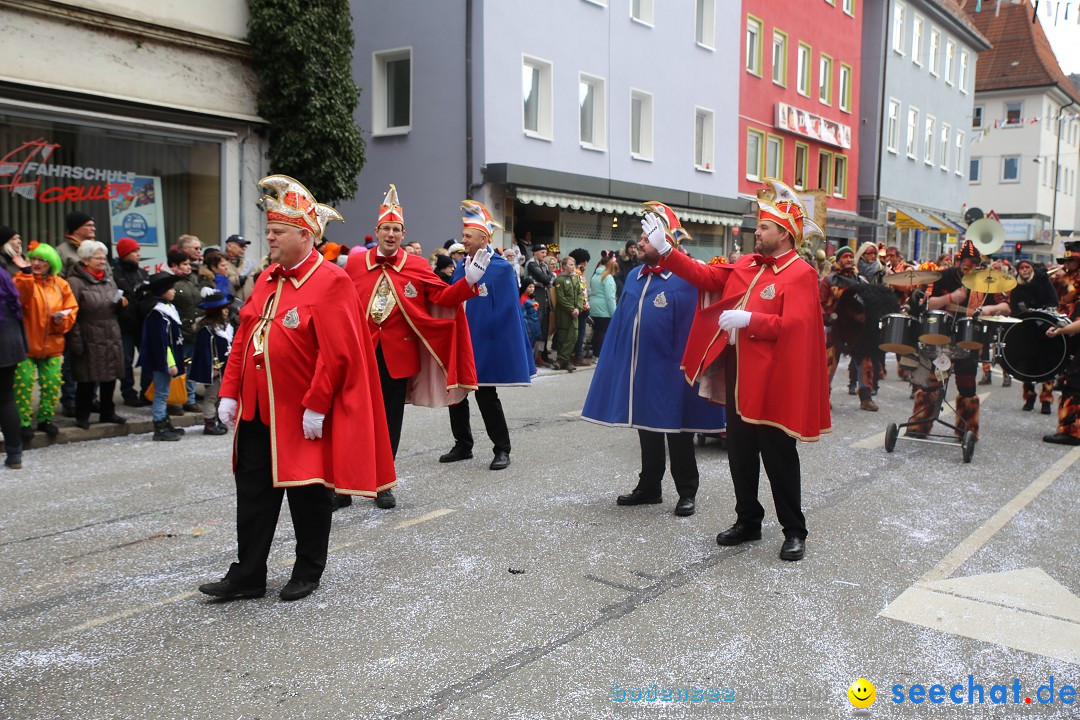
1000, 317, 1070, 382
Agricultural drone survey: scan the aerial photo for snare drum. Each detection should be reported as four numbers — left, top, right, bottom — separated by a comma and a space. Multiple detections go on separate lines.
918, 310, 954, 345
879, 313, 918, 354
1000, 309, 1074, 382
953, 316, 986, 351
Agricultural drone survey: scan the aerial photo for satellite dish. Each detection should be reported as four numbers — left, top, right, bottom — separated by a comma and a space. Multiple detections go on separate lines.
964, 207, 985, 224
966, 217, 1006, 256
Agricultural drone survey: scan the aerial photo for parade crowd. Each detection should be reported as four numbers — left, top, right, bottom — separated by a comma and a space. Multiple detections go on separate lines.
2, 173, 1078, 603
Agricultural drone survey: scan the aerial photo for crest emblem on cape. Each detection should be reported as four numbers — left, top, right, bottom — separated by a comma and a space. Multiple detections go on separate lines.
478, 283, 489, 297
653, 291, 668, 308
282, 307, 300, 329
403, 281, 418, 298
759, 283, 776, 300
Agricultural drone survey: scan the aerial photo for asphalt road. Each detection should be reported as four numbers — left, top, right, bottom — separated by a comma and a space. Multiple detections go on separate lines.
0, 363, 1076, 719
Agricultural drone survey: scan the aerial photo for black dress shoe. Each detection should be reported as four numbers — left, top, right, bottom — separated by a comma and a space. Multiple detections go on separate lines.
183, 403, 200, 413
439, 445, 473, 463
1043, 433, 1080, 446
616, 488, 662, 506
330, 493, 352, 511
99, 413, 127, 425
74, 419, 90, 430
779, 536, 805, 561
20, 426, 34, 441
279, 579, 319, 601
674, 497, 696, 516
37, 421, 59, 438
489, 451, 510, 470
375, 489, 396, 508
715, 522, 762, 546
198, 579, 266, 600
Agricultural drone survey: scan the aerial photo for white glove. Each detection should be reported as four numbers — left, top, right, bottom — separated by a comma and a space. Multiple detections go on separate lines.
719, 309, 752, 332
200, 286, 216, 298
465, 247, 494, 286
218, 397, 237, 426
302, 408, 325, 440
641, 214, 671, 256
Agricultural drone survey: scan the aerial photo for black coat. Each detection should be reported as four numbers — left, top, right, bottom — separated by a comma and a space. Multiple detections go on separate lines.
112, 259, 149, 337
1010, 270, 1058, 314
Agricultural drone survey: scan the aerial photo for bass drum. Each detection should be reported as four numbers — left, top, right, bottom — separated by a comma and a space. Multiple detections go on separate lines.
1000, 310, 1074, 382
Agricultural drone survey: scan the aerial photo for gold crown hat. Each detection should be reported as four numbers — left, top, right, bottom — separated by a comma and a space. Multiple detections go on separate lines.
259, 174, 343, 241
377, 184, 405, 228
461, 199, 503, 236
758, 178, 824, 245
642, 201, 691, 245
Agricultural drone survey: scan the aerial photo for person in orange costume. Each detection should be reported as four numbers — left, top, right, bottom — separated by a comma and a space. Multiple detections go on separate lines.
344, 184, 482, 509
199, 175, 395, 603
649, 179, 831, 562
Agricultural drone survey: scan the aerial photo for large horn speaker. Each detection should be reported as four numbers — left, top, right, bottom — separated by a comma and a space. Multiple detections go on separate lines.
965, 217, 1005, 256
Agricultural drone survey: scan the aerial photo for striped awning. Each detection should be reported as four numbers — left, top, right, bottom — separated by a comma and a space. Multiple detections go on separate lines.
893, 205, 946, 231
515, 188, 744, 227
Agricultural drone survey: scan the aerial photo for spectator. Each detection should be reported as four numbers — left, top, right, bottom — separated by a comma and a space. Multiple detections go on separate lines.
405, 240, 423, 256
223, 234, 254, 303
189, 292, 232, 436
13, 243, 77, 442
65, 240, 127, 429
616, 238, 641, 296
200, 249, 232, 298
553, 256, 583, 372
59, 211, 95, 279
168, 249, 212, 412
139, 272, 185, 441
177, 234, 204, 270
568, 248, 592, 365
0, 226, 27, 277
448, 242, 467, 266
0, 261, 26, 468
520, 280, 541, 351
434, 253, 456, 284
112, 237, 150, 406
524, 242, 555, 367
589, 251, 618, 357
503, 246, 522, 285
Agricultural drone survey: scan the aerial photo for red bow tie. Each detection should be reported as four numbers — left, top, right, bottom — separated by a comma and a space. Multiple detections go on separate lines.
753, 254, 777, 267
641, 265, 664, 276
375, 253, 397, 264
269, 263, 296, 280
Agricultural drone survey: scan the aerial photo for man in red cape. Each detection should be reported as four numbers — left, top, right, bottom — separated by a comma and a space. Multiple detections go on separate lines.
199, 175, 396, 603
648, 179, 830, 561
345, 184, 482, 509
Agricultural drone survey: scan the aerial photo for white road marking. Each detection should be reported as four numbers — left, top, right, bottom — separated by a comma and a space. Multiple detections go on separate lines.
393, 507, 456, 530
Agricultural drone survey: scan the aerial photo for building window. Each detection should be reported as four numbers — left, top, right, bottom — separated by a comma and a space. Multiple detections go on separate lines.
794, 143, 809, 189
972, 105, 983, 129
696, 0, 716, 48
630, 89, 653, 159
843, 0, 854, 16
797, 43, 811, 96
694, 107, 714, 170
924, 115, 935, 165
746, 129, 764, 180
907, 107, 919, 158
579, 74, 606, 150
833, 155, 847, 197
1002, 155, 1020, 182
911, 14, 924, 65
928, 28, 940, 76
819, 54, 833, 105
372, 48, 412, 135
772, 30, 788, 86
522, 55, 554, 139
839, 63, 852, 112
970, 156, 981, 183
1006, 102, 1022, 126
765, 135, 783, 178
631, 0, 654, 24
939, 123, 950, 170
945, 39, 956, 85
892, 2, 906, 54
887, 98, 901, 153
818, 150, 833, 190
959, 51, 970, 93
746, 15, 763, 76
955, 131, 964, 176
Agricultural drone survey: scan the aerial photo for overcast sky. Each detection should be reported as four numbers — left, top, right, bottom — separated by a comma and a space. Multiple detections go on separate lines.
1033, 1, 1080, 75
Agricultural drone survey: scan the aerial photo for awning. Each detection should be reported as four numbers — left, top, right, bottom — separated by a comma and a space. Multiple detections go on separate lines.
827, 210, 887, 228
515, 188, 744, 227
926, 213, 958, 235
893, 204, 946, 232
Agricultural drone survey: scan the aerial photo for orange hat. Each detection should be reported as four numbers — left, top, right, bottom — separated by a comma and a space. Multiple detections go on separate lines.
377, 184, 404, 228
320, 242, 343, 262
461, 200, 502, 237
643, 201, 692, 245
259, 174, 342, 241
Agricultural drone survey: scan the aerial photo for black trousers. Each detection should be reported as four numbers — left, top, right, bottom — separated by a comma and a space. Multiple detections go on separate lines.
725, 352, 807, 539
76, 379, 115, 422
0, 364, 21, 461
375, 346, 408, 458
448, 386, 510, 454
636, 429, 698, 499
225, 415, 332, 587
